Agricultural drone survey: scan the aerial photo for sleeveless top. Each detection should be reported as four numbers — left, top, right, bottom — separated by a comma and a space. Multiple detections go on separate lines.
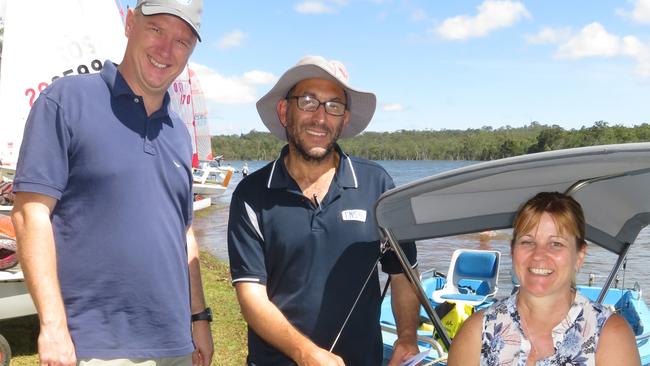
481, 292, 612, 366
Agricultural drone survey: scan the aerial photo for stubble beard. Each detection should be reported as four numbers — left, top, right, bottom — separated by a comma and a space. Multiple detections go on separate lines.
285, 121, 343, 163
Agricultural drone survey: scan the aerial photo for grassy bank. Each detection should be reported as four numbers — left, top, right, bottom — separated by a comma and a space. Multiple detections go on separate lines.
0, 251, 248, 365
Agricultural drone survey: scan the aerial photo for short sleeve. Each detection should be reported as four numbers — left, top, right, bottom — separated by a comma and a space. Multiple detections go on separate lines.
380, 240, 417, 274
13, 92, 71, 199
377, 169, 418, 274
227, 190, 268, 285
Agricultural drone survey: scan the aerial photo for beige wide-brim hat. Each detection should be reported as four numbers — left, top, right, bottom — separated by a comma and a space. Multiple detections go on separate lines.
256, 55, 377, 141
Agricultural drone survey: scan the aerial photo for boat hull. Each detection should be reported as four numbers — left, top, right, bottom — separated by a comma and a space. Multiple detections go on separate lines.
0, 270, 36, 321
192, 196, 212, 211
192, 184, 227, 197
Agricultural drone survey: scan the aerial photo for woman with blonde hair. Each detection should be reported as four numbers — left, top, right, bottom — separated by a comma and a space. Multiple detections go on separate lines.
448, 192, 639, 365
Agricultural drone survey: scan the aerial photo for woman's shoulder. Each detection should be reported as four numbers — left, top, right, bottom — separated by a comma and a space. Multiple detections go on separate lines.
596, 313, 641, 365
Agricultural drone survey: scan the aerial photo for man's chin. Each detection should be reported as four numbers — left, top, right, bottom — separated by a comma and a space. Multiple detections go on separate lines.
307, 147, 328, 158
296, 146, 333, 162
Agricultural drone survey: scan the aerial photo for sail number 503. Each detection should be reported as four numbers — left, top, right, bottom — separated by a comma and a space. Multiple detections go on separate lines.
25, 59, 103, 107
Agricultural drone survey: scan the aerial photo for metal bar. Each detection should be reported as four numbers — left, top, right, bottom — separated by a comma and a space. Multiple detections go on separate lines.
382, 228, 452, 349
380, 324, 445, 356
597, 242, 632, 304
636, 332, 650, 343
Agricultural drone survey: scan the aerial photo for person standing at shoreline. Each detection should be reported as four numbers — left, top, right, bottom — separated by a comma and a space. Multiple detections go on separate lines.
242, 162, 249, 177
10, 1, 213, 365
227, 55, 420, 365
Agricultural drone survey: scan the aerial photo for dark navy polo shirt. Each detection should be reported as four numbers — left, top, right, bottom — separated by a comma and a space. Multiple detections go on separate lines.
228, 145, 417, 366
13, 61, 195, 358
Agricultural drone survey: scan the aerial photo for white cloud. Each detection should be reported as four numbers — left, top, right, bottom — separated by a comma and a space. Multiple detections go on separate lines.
189, 62, 277, 104
217, 30, 246, 49
434, 0, 530, 41
294, 1, 335, 14
556, 23, 628, 59
243, 70, 277, 85
552, 23, 650, 77
382, 103, 403, 112
618, 0, 650, 24
525, 26, 572, 45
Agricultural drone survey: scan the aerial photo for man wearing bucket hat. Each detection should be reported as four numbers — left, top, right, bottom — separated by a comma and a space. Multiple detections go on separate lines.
12, 1, 213, 365
228, 56, 420, 365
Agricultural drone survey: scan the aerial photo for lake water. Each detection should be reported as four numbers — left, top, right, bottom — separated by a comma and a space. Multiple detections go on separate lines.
193, 159, 650, 301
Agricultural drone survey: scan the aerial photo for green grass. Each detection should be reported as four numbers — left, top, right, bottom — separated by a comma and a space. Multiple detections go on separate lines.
0, 251, 248, 365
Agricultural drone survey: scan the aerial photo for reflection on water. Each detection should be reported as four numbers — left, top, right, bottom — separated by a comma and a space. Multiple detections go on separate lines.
193, 160, 650, 302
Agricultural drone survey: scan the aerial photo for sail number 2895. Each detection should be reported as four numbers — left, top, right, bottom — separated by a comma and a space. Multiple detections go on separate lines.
24, 59, 104, 107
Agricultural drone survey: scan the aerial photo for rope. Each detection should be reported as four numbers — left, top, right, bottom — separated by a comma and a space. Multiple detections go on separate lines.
329, 239, 391, 352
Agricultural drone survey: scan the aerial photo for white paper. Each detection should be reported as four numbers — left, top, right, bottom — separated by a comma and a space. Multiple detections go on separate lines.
400, 349, 431, 366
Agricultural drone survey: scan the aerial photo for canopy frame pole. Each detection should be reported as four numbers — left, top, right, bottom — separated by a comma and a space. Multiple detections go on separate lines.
596, 242, 632, 304
563, 177, 633, 304
381, 228, 452, 349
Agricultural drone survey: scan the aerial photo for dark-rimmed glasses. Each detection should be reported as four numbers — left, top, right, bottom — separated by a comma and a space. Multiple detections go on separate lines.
286, 95, 347, 116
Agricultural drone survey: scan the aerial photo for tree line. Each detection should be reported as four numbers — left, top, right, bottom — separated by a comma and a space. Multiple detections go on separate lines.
211, 121, 650, 161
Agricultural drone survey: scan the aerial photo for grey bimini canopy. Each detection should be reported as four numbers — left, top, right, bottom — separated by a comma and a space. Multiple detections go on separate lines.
375, 143, 650, 256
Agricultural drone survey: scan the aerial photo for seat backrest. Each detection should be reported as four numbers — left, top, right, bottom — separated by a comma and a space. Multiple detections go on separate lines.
449, 249, 500, 293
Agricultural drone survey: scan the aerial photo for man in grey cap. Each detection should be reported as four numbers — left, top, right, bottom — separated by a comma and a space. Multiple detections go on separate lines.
228, 56, 420, 366
11, 1, 213, 365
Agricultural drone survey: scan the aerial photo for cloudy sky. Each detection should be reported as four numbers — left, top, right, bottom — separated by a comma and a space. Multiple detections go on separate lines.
72, 1, 650, 134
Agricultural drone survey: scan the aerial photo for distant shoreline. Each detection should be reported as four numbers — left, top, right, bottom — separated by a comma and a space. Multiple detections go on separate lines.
210, 123, 650, 161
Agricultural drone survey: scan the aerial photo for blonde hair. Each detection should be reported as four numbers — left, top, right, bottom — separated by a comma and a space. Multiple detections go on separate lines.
511, 192, 586, 251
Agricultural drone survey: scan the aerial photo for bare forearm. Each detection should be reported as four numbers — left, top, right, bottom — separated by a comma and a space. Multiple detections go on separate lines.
185, 226, 214, 366
11, 194, 67, 326
239, 289, 313, 359
235, 283, 342, 365
186, 226, 207, 313
390, 273, 420, 340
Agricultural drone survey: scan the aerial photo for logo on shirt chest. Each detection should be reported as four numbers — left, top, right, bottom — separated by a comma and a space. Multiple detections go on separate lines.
341, 209, 367, 222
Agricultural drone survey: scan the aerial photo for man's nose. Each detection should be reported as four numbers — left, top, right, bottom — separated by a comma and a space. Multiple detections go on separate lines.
311, 103, 327, 122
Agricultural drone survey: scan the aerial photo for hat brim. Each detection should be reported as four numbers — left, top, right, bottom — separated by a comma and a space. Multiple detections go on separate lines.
140, 4, 202, 42
256, 64, 376, 141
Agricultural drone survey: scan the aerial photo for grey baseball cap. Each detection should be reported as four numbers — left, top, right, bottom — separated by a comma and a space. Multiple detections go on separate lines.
136, 0, 203, 42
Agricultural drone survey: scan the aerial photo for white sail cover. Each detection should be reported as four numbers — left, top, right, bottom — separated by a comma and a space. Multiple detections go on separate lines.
0, 0, 127, 165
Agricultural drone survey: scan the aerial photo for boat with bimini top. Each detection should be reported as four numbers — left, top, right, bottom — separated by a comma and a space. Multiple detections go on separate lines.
376, 143, 650, 365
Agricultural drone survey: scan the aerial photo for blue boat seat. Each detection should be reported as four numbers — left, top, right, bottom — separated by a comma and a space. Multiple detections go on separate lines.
432, 249, 501, 307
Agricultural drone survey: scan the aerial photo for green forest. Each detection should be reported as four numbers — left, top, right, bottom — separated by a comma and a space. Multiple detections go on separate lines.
211, 121, 650, 161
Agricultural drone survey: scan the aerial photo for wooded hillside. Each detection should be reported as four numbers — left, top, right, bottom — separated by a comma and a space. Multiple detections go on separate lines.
211, 121, 650, 161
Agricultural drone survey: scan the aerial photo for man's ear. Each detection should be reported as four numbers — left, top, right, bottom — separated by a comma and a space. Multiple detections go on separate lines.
342, 110, 351, 129
276, 100, 289, 127
124, 8, 135, 37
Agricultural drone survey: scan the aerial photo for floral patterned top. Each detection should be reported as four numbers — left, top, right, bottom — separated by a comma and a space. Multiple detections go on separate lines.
481, 292, 612, 366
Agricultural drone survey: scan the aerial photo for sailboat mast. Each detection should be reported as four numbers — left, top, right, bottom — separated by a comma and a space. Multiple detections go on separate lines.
187, 68, 200, 168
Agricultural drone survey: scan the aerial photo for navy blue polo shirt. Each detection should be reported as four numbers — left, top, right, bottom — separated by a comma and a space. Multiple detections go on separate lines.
13, 61, 195, 358
228, 145, 417, 366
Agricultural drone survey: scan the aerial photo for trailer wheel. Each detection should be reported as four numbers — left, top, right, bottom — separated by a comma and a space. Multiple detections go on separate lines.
0, 334, 10, 366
